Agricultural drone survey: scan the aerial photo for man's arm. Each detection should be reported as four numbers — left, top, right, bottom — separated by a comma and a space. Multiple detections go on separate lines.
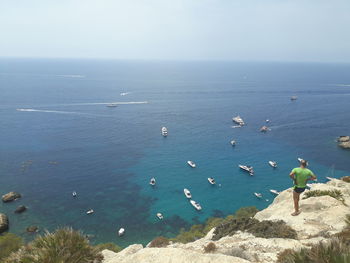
289, 171, 295, 180
308, 173, 317, 181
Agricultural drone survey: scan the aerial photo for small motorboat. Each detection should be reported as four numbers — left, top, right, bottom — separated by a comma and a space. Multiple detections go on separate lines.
232, 116, 245, 126
118, 228, 125, 236
239, 165, 254, 176
268, 161, 277, 168
86, 209, 94, 215
156, 213, 164, 220
260, 126, 270, 132
230, 140, 236, 146
291, 96, 298, 101
184, 188, 192, 199
149, 177, 156, 186
72, 191, 77, 197
208, 177, 216, 185
190, 200, 202, 211
254, 193, 262, 198
270, 189, 280, 195
161, 127, 168, 137
187, 160, 196, 168
265, 119, 270, 123
106, 104, 118, 107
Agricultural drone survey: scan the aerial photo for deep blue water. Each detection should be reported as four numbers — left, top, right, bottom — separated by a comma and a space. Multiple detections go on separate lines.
0, 59, 350, 247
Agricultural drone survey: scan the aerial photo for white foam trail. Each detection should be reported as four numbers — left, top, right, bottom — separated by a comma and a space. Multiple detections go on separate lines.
52, 101, 148, 106
56, 74, 85, 78
16, 109, 109, 117
120, 92, 131, 96
16, 108, 85, 114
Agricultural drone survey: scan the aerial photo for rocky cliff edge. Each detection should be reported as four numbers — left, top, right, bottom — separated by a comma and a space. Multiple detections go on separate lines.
102, 179, 350, 263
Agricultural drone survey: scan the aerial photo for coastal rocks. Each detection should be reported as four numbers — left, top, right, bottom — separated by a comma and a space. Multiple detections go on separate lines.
0, 213, 9, 233
102, 247, 250, 263
254, 180, 350, 239
14, 205, 27, 213
26, 225, 39, 233
2, 191, 21, 202
337, 136, 350, 149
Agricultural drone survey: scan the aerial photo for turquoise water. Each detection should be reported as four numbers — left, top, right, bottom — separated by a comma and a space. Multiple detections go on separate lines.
0, 59, 350, 246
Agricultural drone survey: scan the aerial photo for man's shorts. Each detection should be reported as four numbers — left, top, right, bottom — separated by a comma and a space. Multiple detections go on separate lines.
294, 187, 306, 193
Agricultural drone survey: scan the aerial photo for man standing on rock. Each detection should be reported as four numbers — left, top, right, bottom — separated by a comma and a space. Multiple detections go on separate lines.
289, 160, 317, 216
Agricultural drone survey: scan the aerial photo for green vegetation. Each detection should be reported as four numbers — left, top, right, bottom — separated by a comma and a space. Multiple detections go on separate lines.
149, 236, 170, 248
277, 214, 350, 263
277, 238, 350, 263
213, 218, 297, 241
171, 206, 258, 244
0, 233, 23, 261
95, 242, 122, 253
4, 228, 103, 263
303, 190, 344, 202
203, 242, 216, 253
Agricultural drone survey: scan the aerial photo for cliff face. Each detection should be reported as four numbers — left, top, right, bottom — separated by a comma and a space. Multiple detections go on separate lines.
102, 179, 350, 263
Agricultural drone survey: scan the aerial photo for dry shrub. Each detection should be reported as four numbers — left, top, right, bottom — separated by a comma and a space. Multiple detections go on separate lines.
213, 218, 297, 241
149, 236, 169, 248
204, 242, 216, 253
341, 176, 350, 183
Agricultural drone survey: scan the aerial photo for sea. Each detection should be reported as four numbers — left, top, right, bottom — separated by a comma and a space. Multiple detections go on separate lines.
0, 58, 349, 247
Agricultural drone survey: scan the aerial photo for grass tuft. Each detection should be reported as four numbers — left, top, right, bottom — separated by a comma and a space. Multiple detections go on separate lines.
203, 242, 216, 253
303, 190, 344, 202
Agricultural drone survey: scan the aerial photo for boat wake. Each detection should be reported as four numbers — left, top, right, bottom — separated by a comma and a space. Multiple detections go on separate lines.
16, 108, 87, 115
51, 101, 148, 106
56, 74, 85, 78
120, 92, 131, 96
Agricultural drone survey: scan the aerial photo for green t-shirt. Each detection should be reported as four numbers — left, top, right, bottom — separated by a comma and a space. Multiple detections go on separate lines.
291, 167, 315, 188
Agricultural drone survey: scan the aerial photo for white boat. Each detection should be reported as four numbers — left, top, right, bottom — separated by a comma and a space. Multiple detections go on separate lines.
156, 213, 164, 220
232, 116, 245, 126
184, 188, 192, 199
161, 127, 168, 137
190, 200, 202, 211
120, 92, 129, 96
291, 96, 298, 101
239, 165, 254, 176
254, 193, 262, 198
269, 189, 280, 195
118, 228, 125, 236
268, 161, 277, 168
187, 160, 196, 168
106, 104, 118, 107
266, 119, 270, 123
149, 177, 156, 186
208, 177, 216, 185
230, 140, 236, 146
72, 191, 77, 197
86, 209, 94, 215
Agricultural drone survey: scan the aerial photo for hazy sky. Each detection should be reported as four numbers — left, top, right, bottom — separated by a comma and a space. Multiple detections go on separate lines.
1, 0, 350, 62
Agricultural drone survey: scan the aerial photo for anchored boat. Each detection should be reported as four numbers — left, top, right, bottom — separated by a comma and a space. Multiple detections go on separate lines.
190, 200, 202, 211
232, 116, 245, 126
184, 188, 192, 199
239, 165, 254, 176
187, 160, 196, 168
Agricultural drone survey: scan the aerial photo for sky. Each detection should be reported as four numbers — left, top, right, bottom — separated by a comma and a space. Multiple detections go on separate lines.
0, 0, 350, 62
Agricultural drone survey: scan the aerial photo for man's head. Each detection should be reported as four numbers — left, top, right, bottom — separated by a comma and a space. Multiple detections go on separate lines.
300, 160, 308, 168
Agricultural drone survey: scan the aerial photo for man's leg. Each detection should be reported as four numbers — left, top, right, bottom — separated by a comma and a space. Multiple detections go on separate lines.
292, 190, 301, 216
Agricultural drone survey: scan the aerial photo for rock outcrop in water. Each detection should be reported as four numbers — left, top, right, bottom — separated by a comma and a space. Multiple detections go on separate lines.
2, 191, 21, 202
14, 205, 27, 213
0, 213, 9, 233
338, 136, 350, 149
102, 179, 350, 263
